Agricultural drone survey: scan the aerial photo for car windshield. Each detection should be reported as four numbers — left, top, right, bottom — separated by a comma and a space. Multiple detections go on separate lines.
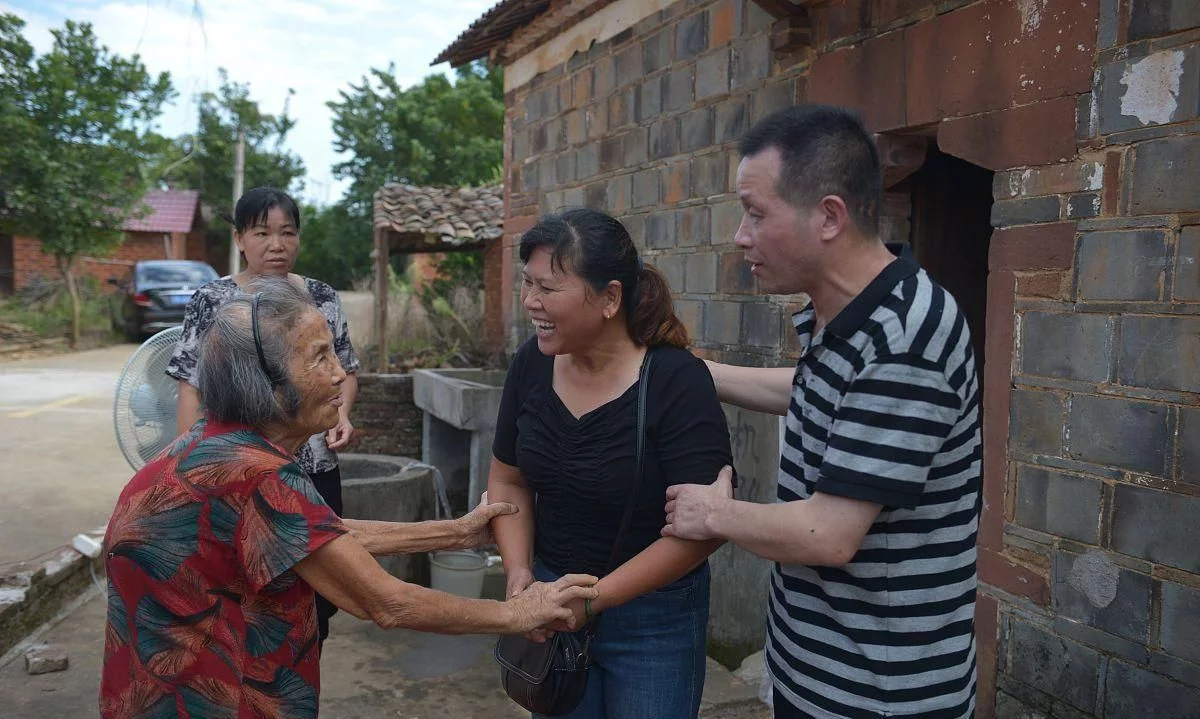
137, 263, 216, 287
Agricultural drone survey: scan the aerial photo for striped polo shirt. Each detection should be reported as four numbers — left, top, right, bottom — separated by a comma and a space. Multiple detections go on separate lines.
767, 246, 981, 719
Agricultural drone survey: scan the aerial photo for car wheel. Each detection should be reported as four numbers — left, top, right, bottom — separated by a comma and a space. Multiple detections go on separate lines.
122, 315, 143, 343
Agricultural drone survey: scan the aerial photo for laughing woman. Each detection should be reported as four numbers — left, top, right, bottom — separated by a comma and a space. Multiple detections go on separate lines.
489, 209, 734, 719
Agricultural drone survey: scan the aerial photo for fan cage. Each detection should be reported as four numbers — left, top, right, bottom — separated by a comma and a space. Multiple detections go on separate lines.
113, 327, 184, 471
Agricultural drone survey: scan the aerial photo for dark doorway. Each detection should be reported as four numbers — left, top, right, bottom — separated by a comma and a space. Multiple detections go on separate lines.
908, 147, 994, 383
0, 234, 13, 296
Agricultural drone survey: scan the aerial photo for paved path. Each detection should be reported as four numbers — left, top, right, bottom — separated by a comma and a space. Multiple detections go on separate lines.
0, 589, 767, 719
0, 344, 140, 568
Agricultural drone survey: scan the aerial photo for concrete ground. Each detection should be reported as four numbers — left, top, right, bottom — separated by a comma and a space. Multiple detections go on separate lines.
0, 344, 140, 567
0, 587, 767, 719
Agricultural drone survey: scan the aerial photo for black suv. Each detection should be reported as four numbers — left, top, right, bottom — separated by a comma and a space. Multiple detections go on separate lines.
111, 260, 218, 341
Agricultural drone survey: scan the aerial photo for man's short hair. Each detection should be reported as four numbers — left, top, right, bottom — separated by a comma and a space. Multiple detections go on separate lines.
738, 104, 882, 235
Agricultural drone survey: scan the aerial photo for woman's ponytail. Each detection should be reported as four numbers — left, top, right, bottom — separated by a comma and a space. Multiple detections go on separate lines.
628, 263, 689, 349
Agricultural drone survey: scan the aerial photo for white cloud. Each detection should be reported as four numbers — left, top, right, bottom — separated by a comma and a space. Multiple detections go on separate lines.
1, 0, 497, 205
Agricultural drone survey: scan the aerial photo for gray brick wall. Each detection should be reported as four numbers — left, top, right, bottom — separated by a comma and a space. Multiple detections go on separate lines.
995, 2, 1200, 713
505, 0, 798, 368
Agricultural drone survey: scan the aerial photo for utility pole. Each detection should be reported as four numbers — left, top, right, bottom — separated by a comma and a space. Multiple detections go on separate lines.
228, 128, 245, 275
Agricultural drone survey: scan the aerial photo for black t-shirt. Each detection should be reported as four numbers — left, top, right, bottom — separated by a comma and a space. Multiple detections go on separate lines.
492, 338, 733, 578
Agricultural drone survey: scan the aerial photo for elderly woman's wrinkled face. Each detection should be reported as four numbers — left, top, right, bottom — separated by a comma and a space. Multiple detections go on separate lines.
287, 309, 346, 433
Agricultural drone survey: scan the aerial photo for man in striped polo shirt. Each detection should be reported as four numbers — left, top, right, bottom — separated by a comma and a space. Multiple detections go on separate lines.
663, 105, 981, 719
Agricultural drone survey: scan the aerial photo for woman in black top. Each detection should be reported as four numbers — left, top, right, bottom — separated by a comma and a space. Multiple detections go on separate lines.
490, 209, 733, 719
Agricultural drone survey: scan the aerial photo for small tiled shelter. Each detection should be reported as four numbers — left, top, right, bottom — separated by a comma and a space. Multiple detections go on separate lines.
372, 183, 504, 370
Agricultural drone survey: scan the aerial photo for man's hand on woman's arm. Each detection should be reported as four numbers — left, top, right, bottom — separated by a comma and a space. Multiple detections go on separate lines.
663, 466, 881, 568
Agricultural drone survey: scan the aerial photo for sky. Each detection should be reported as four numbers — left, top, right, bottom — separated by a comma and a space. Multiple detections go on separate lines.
1, 0, 497, 205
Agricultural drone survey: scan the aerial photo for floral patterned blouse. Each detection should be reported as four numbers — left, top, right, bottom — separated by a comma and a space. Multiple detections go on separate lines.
100, 419, 348, 719
166, 276, 360, 474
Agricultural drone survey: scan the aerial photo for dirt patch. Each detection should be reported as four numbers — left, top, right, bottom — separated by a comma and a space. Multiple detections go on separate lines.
0, 323, 68, 362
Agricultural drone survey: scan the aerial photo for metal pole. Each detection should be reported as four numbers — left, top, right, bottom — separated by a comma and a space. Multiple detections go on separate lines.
228, 128, 245, 276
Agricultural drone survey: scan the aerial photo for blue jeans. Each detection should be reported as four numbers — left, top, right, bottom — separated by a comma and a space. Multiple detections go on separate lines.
531, 560, 710, 719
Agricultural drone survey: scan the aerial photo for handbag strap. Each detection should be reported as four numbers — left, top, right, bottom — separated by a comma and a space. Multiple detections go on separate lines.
577, 349, 652, 641
604, 348, 654, 575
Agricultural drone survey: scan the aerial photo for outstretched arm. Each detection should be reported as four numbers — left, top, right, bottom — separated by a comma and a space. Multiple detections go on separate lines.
294, 533, 597, 635
343, 500, 517, 556
488, 458, 537, 598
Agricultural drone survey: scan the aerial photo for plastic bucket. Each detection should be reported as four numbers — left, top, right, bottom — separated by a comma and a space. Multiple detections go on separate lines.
429, 550, 488, 598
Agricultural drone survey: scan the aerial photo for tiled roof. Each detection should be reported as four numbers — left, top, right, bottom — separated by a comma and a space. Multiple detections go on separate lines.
433, 0, 550, 67
121, 190, 201, 233
373, 184, 504, 250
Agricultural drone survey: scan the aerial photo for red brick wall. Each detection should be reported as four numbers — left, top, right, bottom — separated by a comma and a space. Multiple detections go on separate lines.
13, 231, 210, 290
483, 236, 505, 353
342, 373, 422, 458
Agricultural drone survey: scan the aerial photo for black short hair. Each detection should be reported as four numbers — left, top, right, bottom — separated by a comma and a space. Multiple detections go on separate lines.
738, 104, 882, 235
233, 187, 301, 233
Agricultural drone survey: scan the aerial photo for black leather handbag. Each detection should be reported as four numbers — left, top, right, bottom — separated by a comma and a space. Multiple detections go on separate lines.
495, 350, 654, 716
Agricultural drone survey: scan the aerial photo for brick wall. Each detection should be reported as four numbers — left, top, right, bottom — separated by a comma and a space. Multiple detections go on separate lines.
497, 0, 1200, 712
483, 236, 505, 353
14, 230, 209, 291
982, 0, 1200, 713
505, 0, 795, 366
343, 373, 422, 459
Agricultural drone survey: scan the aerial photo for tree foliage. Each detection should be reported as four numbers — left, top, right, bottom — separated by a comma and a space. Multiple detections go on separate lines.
315, 61, 503, 289
150, 69, 305, 259
328, 61, 504, 215
292, 203, 371, 290
0, 15, 173, 347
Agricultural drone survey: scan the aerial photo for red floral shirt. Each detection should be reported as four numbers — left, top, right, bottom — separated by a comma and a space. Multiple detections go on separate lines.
100, 419, 347, 718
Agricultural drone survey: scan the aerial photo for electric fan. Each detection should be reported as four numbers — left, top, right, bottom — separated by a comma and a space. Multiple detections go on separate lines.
113, 327, 183, 470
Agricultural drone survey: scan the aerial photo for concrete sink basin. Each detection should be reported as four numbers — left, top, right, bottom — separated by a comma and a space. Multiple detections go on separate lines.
411, 369, 507, 514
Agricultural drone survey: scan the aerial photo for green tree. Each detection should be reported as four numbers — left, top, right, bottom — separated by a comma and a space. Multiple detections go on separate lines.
293, 203, 371, 290
0, 15, 174, 347
328, 61, 504, 214
321, 61, 503, 289
151, 69, 305, 262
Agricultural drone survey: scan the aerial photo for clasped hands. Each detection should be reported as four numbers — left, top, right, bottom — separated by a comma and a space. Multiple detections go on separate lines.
459, 494, 596, 639
500, 464, 736, 643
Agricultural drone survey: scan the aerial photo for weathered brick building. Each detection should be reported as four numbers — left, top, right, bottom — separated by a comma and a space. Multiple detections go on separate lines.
1, 189, 207, 294
438, 0, 1200, 715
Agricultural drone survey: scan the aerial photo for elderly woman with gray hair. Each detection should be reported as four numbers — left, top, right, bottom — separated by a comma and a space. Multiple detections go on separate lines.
100, 277, 597, 719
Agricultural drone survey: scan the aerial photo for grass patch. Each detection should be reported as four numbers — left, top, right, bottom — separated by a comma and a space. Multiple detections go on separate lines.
0, 276, 119, 349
